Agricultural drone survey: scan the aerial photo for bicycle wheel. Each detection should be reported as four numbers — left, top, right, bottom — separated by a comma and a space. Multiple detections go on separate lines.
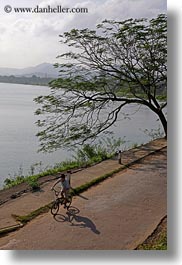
51, 200, 59, 215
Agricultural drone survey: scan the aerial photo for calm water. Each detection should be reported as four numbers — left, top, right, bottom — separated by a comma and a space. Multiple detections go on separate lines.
0, 83, 165, 187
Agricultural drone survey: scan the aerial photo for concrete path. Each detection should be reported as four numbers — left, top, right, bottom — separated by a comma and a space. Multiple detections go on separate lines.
0, 138, 166, 231
0, 139, 167, 250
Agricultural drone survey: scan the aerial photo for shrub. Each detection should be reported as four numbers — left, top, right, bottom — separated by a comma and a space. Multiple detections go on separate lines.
26, 176, 40, 191
73, 137, 125, 164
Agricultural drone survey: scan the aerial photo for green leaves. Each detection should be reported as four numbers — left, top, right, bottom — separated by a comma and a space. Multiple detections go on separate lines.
34, 14, 167, 152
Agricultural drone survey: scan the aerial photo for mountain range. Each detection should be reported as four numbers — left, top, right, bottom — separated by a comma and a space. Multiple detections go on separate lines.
0, 63, 59, 78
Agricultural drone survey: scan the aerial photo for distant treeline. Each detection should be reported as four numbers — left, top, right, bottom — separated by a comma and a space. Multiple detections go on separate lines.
0, 75, 53, 86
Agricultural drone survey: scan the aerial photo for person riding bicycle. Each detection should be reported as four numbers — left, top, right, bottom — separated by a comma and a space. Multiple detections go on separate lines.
51, 171, 71, 208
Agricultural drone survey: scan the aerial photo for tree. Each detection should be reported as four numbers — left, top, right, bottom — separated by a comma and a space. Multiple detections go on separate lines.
35, 14, 167, 152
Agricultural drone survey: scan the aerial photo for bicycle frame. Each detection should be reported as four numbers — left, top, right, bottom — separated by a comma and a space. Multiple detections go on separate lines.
51, 188, 72, 215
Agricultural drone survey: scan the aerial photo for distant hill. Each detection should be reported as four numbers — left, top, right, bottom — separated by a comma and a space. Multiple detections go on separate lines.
0, 63, 59, 78
0, 75, 53, 86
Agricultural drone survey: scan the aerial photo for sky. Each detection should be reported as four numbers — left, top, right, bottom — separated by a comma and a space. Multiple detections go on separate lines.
0, 0, 167, 68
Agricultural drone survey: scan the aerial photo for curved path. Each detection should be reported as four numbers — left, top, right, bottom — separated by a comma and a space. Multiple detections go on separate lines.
0, 147, 167, 250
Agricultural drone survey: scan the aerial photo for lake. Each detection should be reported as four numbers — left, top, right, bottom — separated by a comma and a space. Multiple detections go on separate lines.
0, 82, 165, 188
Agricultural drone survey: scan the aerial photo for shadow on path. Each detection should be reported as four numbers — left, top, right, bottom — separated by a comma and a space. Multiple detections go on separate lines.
53, 206, 100, 235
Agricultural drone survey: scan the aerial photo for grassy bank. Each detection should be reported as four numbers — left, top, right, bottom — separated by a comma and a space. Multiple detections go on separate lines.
2, 138, 124, 190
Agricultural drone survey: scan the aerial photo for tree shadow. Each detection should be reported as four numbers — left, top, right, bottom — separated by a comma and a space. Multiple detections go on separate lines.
76, 193, 89, 200
53, 206, 100, 235
130, 157, 167, 172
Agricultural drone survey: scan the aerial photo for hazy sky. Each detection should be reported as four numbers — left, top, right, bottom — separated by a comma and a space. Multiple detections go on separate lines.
0, 0, 167, 68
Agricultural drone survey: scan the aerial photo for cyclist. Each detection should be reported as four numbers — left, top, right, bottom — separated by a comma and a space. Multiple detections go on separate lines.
51, 171, 71, 208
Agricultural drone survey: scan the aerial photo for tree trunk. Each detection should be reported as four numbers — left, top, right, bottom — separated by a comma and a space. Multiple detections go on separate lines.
157, 109, 167, 138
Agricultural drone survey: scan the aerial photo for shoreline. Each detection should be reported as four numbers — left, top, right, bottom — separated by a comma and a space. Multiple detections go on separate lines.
0, 138, 167, 205
0, 138, 167, 249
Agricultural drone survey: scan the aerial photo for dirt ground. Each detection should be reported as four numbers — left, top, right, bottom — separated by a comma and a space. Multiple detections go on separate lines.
0, 174, 59, 206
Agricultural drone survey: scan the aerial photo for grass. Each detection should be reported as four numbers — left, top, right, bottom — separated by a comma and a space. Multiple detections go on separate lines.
3, 160, 82, 190
12, 204, 52, 225
137, 231, 167, 250
0, 223, 24, 236
3, 138, 122, 190
136, 217, 167, 250
72, 166, 124, 196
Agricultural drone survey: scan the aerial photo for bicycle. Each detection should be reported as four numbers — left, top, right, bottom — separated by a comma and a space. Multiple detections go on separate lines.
51, 188, 73, 216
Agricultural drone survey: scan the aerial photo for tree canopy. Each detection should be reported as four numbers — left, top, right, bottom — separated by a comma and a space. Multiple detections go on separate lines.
35, 14, 167, 152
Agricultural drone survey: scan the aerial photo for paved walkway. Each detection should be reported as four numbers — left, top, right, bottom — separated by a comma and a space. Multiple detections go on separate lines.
0, 143, 167, 249
0, 138, 166, 235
